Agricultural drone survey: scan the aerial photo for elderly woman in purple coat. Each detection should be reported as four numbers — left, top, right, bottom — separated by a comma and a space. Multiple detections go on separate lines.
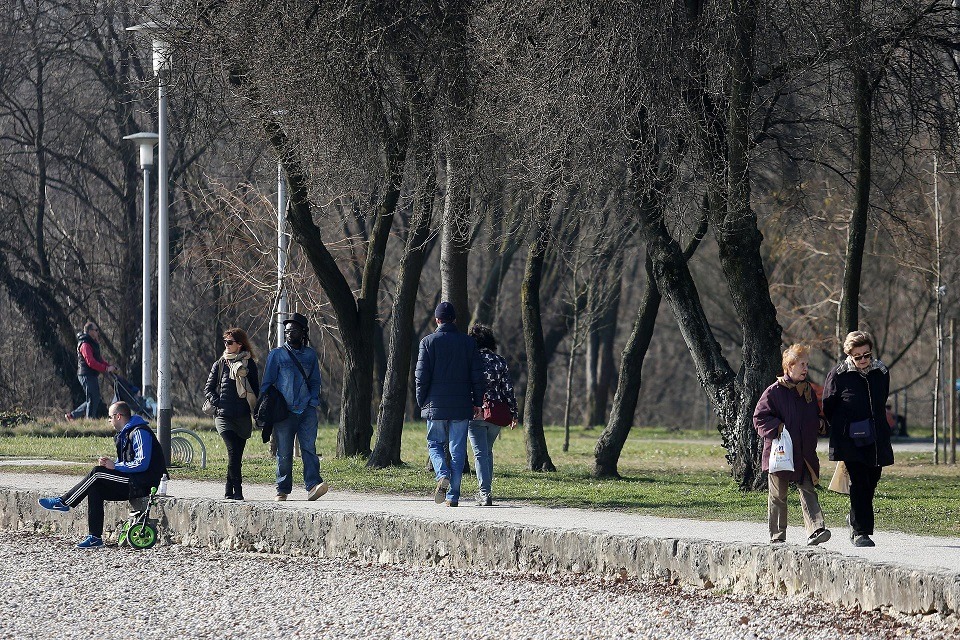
753, 343, 831, 546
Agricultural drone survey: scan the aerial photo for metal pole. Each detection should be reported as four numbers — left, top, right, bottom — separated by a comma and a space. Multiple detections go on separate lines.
142, 165, 152, 397
951, 317, 957, 464
933, 154, 942, 464
277, 161, 288, 347
156, 72, 171, 463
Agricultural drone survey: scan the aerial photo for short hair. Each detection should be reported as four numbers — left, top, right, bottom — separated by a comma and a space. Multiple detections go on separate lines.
223, 327, 255, 359
83, 321, 99, 333
782, 343, 810, 372
843, 330, 874, 355
469, 323, 497, 351
110, 402, 132, 418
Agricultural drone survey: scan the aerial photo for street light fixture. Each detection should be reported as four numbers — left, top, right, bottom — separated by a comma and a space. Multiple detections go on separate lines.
127, 21, 172, 463
122, 131, 159, 401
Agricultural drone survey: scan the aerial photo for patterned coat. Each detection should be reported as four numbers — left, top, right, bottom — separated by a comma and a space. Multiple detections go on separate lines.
478, 348, 519, 420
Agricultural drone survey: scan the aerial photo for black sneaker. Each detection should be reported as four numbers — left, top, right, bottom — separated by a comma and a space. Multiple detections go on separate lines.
807, 528, 831, 546
484, 493, 493, 507
853, 534, 875, 547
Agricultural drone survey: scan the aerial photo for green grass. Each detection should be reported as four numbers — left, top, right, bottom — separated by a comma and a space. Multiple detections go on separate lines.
2, 418, 959, 537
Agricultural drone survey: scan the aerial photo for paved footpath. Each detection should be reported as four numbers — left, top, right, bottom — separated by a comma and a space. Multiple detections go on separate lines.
2, 468, 958, 575
3, 466, 960, 639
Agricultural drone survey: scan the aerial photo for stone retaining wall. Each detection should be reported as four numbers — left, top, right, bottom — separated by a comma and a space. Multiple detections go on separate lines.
2, 487, 957, 616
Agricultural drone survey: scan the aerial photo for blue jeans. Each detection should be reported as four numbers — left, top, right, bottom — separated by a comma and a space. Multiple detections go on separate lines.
468, 420, 502, 495
427, 419, 469, 502
70, 374, 103, 419
274, 408, 322, 495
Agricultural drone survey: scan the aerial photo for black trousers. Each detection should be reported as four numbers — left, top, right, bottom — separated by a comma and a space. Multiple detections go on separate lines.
61, 466, 131, 537
846, 461, 883, 536
220, 430, 247, 497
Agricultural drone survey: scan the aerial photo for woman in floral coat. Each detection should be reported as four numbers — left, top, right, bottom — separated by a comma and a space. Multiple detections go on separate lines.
467, 323, 519, 507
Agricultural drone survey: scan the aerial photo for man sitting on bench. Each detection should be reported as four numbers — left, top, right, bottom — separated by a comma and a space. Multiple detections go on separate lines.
38, 401, 167, 548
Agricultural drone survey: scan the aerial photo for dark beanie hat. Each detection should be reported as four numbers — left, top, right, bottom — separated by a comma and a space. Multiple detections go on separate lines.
434, 301, 456, 323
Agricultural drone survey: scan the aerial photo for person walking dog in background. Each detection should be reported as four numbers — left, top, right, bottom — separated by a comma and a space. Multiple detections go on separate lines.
467, 323, 519, 507
260, 312, 328, 502
204, 327, 259, 501
416, 302, 485, 507
39, 401, 166, 548
66, 321, 117, 421
823, 330, 893, 548
753, 343, 831, 546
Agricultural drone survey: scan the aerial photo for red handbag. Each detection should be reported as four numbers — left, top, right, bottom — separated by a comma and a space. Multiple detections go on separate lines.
482, 399, 512, 427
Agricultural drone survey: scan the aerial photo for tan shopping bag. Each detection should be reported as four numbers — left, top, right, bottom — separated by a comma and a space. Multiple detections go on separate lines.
828, 461, 850, 494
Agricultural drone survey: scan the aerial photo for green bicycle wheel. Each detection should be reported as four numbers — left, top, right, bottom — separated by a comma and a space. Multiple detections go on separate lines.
117, 521, 132, 547
127, 523, 157, 550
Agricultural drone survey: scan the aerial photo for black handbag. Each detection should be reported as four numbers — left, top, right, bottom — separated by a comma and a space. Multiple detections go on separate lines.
255, 384, 289, 443
849, 417, 875, 446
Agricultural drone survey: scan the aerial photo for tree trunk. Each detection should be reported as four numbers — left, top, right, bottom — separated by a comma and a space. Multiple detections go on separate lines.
838, 35, 872, 343
472, 205, 525, 327
440, 159, 471, 325
369, 163, 436, 468
586, 273, 622, 426
593, 256, 661, 478
710, 0, 782, 490
521, 199, 556, 472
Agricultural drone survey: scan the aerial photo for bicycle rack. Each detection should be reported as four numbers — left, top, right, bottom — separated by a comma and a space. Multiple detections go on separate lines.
170, 428, 207, 469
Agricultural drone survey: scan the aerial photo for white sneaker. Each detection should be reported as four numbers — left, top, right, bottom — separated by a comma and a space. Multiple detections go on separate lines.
307, 482, 329, 501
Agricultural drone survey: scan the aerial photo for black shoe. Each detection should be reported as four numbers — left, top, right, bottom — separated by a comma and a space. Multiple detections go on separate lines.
229, 493, 245, 501
807, 528, 831, 546
853, 534, 875, 547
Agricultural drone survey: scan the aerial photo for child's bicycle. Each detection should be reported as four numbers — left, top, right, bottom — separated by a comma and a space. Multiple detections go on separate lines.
117, 486, 160, 550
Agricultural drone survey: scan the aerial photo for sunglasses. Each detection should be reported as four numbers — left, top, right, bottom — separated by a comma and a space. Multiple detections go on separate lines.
851, 352, 872, 361
223, 339, 236, 346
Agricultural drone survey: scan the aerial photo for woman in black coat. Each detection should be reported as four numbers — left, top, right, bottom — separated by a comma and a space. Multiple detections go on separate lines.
204, 327, 259, 500
823, 330, 893, 548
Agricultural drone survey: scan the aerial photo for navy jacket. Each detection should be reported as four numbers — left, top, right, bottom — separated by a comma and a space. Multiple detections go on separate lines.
415, 323, 484, 420
114, 416, 167, 498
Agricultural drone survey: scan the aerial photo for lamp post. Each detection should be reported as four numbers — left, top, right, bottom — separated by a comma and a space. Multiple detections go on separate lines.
127, 21, 172, 463
277, 160, 288, 347
122, 131, 159, 399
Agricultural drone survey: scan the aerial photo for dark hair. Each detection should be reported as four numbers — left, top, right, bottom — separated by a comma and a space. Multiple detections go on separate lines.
83, 321, 99, 333
223, 327, 256, 359
469, 323, 497, 351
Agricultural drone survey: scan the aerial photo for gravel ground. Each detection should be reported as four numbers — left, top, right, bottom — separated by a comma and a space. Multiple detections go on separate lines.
1, 532, 955, 640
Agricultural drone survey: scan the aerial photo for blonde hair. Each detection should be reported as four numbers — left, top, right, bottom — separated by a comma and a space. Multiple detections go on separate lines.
782, 343, 810, 372
842, 330, 873, 356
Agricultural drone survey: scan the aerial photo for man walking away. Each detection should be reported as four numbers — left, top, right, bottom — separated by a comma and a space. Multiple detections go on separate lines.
415, 302, 484, 507
39, 401, 166, 548
67, 321, 117, 420
260, 312, 328, 502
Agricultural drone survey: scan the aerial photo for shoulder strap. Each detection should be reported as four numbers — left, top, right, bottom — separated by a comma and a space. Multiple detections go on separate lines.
283, 344, 310, 383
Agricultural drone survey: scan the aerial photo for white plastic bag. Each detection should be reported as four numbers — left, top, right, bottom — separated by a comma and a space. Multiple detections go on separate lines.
768, 427, 795, 474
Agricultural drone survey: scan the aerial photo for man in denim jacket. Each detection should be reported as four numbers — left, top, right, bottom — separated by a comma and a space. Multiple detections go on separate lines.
260, 312, 328, 501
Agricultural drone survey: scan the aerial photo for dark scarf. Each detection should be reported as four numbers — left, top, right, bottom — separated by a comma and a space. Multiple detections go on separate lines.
777, 374, 812, 403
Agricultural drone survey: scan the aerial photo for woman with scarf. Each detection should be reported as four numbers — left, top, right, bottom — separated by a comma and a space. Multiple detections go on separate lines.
204, 327, 259, 500
823, 330, 893, 548
753, 343, 831, 546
